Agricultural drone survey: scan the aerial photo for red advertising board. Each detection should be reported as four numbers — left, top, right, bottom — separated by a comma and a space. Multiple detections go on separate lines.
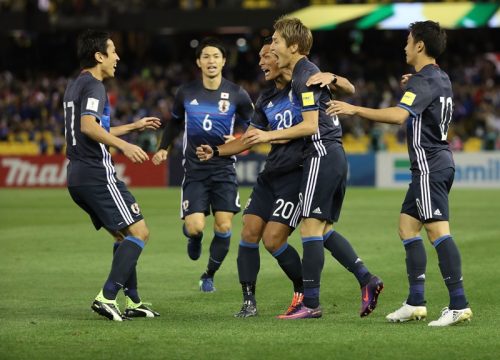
0, 155, 167, 187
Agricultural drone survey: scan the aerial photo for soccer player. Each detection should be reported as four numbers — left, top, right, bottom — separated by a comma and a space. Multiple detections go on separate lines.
152, 38, 254, 292
329, 21, 472, 326
241, 17, 383, 319
198, 41, 380, 319
63, 30, 161, 321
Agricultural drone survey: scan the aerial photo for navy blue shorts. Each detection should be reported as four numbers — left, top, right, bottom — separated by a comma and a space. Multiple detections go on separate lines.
181, 167, 240, 219
68, 181, 143, 231
401, 167, 454, 222
243, 168, 303, 229
300, 145, 347, 223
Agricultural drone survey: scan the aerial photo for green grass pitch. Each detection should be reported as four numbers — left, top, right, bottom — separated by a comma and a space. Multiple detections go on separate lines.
1, 187, 499, 359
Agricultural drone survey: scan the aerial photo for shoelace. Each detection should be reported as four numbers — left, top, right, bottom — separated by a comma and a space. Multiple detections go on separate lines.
285, 293, 304, 315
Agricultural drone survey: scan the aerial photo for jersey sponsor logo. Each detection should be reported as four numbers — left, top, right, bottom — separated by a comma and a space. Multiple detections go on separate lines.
130, 202, 141, 215
301, 92, 315, 107
433, 208, 442, 216
221, 92, 229, 99
190, 99, 199, 105
312, 207, 322, 214
86, 97, 100, 112
218, 99, 230, 113
267, 101, 274, 108
400, 91, 416, 106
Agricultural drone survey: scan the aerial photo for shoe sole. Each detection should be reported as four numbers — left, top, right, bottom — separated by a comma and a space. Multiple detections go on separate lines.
387, 309, 428, 322
360, 282, 384, 317
91, 303, 123, 321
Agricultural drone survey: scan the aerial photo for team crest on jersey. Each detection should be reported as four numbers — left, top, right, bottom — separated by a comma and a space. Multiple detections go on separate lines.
182, 200, 189, 211
130, 203, 141, 215
218, 99, 230, 113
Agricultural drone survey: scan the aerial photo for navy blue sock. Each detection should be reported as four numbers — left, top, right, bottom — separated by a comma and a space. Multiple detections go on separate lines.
323, 230, 371, 287
103, 236, 144, 300
434, 235, 468, 310
403, 237, 426, 306
302, 237, 324, 309
205, 231, 231, 277
272, 243, 303, 294
237, 240, 260, 304
113, 242, 140, 303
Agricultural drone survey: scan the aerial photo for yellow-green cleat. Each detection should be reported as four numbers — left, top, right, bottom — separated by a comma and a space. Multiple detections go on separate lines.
124, 296, 160, 318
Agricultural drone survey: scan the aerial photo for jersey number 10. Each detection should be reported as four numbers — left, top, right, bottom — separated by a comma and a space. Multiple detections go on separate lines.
439, 96, 453, 141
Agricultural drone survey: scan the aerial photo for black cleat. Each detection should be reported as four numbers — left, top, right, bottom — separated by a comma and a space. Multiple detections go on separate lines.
234, 300, 258, 318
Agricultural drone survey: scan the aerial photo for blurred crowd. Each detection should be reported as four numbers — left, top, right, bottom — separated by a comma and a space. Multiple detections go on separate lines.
0, 29, 499, 155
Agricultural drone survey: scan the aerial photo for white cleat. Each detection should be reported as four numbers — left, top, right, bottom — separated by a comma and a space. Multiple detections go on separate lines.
386, 302, 427, 322
428, 307, 472, 327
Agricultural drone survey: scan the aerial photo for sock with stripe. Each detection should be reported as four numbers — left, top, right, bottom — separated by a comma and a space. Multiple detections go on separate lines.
113, 242, 140, 303
237, 240, 260, 304
203, 231, 231, 278
434, 235, 469, 310
403, 237, 426, 306
302, 237, 324, 309
323, 230, 371, 287
272, 243, 303, 294
103, 236, 144, 300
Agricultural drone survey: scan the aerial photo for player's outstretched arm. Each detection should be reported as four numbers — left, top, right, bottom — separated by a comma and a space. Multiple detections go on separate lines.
110, 117, 161, 136
327, 100, 409, 125
306, 72, 355, 96
241, 111, 318, 145
196, 126, 256, 161
81, 115, 149, 163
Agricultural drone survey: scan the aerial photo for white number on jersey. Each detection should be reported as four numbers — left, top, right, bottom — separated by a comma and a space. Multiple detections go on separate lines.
439, 96, 453, 140
203, 114, 212, 131
63, 101, 76, 145
272, 198, 295, 219
275, 110, 293, 130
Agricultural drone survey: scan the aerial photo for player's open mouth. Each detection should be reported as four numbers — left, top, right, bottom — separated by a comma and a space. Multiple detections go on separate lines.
208, 66, 217, 71
262, 68, 270, 76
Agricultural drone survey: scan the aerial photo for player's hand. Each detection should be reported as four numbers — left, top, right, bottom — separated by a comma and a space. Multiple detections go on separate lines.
122, 143, 149, 164
135, 117, 162, 131
241, 129, 271, 145
400, 74, 412, 90
326, 100, 357, 116
224, 135, 235, 143
306, 72, 335, 88
152, 149, 168, 165
196, 144, 214, 161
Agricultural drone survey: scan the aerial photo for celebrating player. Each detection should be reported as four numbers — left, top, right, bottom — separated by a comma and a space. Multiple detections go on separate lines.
241, 17, 383, 319
63, 30, 161, 321
329, 21, 472, 326
152, 37, 254, 292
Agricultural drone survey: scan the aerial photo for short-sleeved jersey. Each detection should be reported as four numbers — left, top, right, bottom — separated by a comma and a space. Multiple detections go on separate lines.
172, 78, 254, 171
251, 83, 304, 175
292, 57, 342, 157
63, 71, 116, 186
397, 64, 454, 175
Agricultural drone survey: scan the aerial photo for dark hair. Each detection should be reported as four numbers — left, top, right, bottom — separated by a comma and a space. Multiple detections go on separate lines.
409, 21, 447, 59
195, 37, 226, 59
77, 29, 110, 69
263, 36, 273, 46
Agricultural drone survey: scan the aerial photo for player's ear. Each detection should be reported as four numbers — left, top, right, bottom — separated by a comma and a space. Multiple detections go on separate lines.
290, 43, 299, 54
221, 57, 226, 67
417, 40, 425, 54
94, 52, 104, 64
196, 58, 201, 69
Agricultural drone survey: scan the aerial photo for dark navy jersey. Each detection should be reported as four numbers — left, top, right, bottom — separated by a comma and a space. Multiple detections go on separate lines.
172, 78, 254, 171
63, 71, 116, 186
292, 57, 342, 157
251, 83, 304, 175
397, 64, 454, 175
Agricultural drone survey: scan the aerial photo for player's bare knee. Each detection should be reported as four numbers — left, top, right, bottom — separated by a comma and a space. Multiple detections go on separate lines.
262, 231, 287, 253
185, 220, 205, 236
241, 227, 260, 243
127, 221, 150, 243
214, 222, 231, 234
